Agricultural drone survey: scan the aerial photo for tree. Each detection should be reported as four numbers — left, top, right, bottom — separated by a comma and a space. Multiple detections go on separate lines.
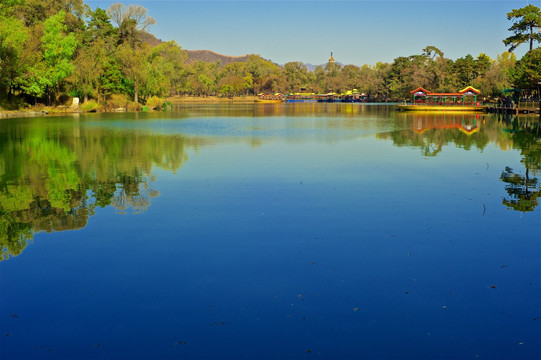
70, 7, 119, 103
476, 52, 515, 96
115, 43, 149, 103
284, 61, 308, 92
85, 7, 117, 46
422, 45, 444, 59
106, 3, 155, 103
510, 48, 541, 89
70, 39, 108, 102
503, 4, 541, 52
107, 3, 155, 49
41, 10, 78, 104
150, 41, 188, 96
341, 65, 362, 90
0, 16, 28, 97
244, 55, 283, 94
454, 54, 476, 88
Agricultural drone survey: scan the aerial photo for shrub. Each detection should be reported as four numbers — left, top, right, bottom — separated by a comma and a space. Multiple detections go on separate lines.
106, 94, 129, 110
80, 100, 99, 112
146, 96, 163, 110
126, 101, 142, 112
162, 101, 173, 111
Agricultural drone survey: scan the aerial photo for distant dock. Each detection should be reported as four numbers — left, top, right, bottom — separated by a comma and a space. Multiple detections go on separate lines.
486, 102, 540, 115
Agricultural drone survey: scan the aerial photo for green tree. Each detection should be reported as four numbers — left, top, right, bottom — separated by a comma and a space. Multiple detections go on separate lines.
0, 16, 28, 99
510, 47, 541, 89
115, 43, 149, 103
284, 61, 308, 92
341, 65, 362, 90
70, 7, 117, 103
41, 10, 78, 104
422, 45, 444, 59
503, 4, 541, 52
476, 52, 515, 96
150, 41, 188, 96
454, 54, 476, 88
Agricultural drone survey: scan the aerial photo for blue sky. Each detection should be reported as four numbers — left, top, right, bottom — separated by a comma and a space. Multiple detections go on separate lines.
86, 0, 536, 66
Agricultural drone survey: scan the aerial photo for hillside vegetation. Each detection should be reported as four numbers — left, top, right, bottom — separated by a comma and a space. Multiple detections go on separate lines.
0, 1, 539, 110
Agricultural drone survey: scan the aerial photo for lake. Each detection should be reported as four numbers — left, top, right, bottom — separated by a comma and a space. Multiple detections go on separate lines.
1, 104, 540, 359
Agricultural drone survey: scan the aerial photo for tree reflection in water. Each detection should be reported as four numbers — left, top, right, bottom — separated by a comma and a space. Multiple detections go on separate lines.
499, 114, 541, 212
1, 110, 540, 260
0, 120, 189, 260
379, 112, 541, 212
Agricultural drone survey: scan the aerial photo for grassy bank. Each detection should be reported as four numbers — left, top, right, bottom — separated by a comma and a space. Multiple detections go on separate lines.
0, 95, 260, 118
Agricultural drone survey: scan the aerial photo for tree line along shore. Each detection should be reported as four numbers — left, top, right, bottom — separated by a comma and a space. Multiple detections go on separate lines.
0, 1, 540, 114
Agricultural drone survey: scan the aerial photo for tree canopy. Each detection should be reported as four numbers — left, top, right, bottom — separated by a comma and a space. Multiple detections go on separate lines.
503, 4, 541, 52
0, 1, 538, 109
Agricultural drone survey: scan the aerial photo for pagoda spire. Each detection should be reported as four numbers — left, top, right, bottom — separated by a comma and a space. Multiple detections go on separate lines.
329, 52, 335, 63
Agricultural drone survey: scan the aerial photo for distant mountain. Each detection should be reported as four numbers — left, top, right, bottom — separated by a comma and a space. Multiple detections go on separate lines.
141, 33, 341, 70
185, 50, 251, 66
141, 32, 164, 47
141, 33, 252, 67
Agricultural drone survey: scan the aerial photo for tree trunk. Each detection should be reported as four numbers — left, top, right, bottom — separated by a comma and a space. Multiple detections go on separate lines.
530, 25, 533, 51
134, 77, 138, 103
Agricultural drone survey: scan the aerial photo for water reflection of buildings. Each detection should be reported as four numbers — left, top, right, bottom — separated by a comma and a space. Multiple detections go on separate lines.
403, 112, 482, 135
377, 112, 492, 157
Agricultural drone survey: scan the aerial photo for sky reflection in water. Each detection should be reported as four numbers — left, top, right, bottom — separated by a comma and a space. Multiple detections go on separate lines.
1, 105, 539, 359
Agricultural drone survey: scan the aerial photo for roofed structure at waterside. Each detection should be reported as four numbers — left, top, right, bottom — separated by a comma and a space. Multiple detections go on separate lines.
410, 86, 480, 97
398, 86, 487, 111
410, 86, 480, 103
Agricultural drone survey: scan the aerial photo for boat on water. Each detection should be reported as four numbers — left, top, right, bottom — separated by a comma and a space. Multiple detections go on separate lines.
398, 86, 488, 112
316, 90, 368, 103
341, 89, 368, 103
285, 92, 318, 103
317, 93, 342, 103
255, 93, 284, 103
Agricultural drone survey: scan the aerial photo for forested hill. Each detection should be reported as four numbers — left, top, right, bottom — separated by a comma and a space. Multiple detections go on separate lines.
185, 50, 251, 66
142, 33, 251, 66
141, 32, 164, 47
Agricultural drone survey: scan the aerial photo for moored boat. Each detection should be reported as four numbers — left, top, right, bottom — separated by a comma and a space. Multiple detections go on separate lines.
285, 92, 318, 103
256, 93, 284, 103
398, 86, 488, 111
341, 89, 368, 103
317, 93, 342, 103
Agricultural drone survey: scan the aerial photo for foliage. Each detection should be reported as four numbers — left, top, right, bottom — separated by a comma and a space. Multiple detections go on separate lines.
104, 93, 128, 110
80, 100, 99, 112
503, 4, 541, 52
500, 167, 540, 212
0, 1, 538, 107
145, 95, 163, 110
0, 16, 28, 90
509, 48, 541, 89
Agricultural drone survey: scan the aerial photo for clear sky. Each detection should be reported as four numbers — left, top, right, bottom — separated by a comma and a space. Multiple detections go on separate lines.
85, 0, 537, 66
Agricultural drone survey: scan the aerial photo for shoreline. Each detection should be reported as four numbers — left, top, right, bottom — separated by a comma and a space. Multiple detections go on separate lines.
0, 96, 260, 118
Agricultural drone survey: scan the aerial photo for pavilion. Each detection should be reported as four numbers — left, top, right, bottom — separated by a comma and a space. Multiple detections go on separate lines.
410, 86, 481, 106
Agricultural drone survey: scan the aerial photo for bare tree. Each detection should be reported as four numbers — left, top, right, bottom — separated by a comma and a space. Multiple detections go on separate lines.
107, 3, 156, 48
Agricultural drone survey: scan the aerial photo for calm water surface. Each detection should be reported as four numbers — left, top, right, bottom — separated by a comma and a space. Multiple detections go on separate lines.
1, 104, 540, 359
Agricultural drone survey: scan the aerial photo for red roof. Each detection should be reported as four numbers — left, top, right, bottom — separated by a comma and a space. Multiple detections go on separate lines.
410, 86, 480, 96
427, 93, 463, 96
410, 87, 430, 94
459, 86, 480, 94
